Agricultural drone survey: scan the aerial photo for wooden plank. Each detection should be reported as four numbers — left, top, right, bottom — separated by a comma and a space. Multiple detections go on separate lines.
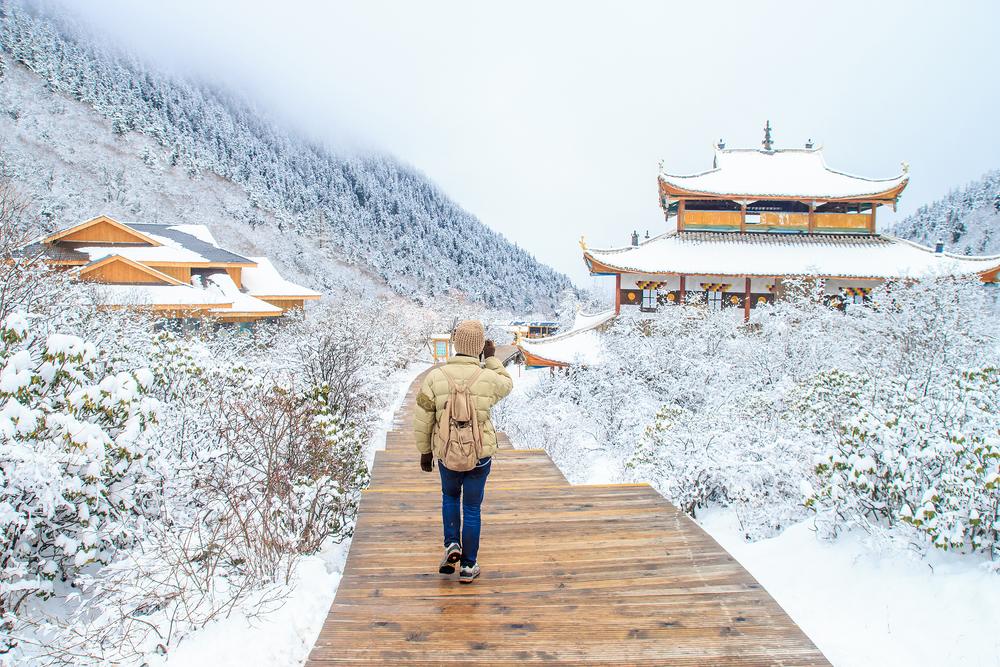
305, 369, 831, 667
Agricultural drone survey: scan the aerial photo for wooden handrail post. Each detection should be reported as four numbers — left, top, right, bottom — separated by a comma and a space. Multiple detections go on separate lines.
744, 277, 751, 323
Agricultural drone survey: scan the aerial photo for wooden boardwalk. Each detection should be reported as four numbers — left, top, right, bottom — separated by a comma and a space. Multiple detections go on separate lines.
306, 360, 831, 666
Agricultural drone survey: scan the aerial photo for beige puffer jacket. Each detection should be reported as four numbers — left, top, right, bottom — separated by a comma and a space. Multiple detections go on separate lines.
413, 355, 513, 459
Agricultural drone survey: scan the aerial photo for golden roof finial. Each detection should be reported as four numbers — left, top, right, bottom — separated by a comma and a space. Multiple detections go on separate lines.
579, 235, 588, 250
901, 162, 909, 173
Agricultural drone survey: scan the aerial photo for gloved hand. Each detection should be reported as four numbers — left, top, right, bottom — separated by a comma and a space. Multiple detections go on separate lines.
420, 452, 433, 472
483, 339, 496, 359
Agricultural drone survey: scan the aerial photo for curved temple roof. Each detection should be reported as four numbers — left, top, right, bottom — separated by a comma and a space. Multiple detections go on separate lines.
659, 148, 909, 202
584, 232, 1000, 282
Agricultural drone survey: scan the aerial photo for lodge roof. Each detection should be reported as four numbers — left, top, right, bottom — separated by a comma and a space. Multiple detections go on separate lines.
584, 231, 1000, 282
658, 148, 909, 202
24, 216, 320, 316
128, 224, 254, 265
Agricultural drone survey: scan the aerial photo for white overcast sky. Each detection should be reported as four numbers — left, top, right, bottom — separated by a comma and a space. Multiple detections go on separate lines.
60, 0, 1000, 287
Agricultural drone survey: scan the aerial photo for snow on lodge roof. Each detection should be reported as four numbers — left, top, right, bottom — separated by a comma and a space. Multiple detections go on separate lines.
658, 148, 909, 202
242, 258, 322, 298
584, 232, 1000, 282
31, 216, 320, 320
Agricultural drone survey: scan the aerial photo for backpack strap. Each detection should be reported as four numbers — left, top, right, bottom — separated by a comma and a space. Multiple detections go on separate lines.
441, 367, 484, 391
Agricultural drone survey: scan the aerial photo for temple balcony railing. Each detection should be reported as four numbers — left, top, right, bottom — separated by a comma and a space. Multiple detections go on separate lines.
682, 210, 874, 234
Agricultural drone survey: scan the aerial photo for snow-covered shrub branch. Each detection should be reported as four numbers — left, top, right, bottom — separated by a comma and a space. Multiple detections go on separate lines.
803, 366, 1000, 553
498, 276, 1000, 552
0, 312, 160, 614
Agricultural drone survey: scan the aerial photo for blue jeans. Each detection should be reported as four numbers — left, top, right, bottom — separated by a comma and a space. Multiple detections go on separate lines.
439, 457, 491, 568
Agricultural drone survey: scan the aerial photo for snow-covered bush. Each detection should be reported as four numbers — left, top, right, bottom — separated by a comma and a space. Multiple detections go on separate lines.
804, 367, 1000, 553
499, 275, 1000, 553
200, 382, 369, 580
0, 312, 159, 613
628, 397, 812, 540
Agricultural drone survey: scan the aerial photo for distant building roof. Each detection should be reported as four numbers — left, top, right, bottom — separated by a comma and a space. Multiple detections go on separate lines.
658, 148, 909, 202
584, 231, 1000, 282
26, 216, 319, 320
517, 310, 614, 367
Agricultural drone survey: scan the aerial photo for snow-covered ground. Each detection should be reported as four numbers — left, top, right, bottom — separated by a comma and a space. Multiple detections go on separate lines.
700, 510, 1000, 667
126, 362, 1000, 667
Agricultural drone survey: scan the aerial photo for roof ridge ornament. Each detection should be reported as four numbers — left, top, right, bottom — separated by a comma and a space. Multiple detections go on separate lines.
762, 120, 774, 151
901, 162, 909, 173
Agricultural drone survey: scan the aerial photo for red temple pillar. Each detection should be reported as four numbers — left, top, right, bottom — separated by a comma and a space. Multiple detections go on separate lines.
744, 277, 751, 323
615, 273, 621, 315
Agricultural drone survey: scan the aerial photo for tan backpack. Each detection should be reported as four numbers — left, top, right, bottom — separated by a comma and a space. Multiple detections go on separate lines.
436, 367, 485, 472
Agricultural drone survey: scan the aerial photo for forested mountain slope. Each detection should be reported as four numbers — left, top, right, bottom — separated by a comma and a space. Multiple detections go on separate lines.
891, 169, 1000, 256
0, 2, 569, 310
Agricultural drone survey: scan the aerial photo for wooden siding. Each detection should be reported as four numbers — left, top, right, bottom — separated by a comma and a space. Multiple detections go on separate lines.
684, 210, 741, 229
756, 212, 808, 230
620, 288, 641, 306
813, 213, 872, 230
305, 367, 831, 667
81, 259, 172, 284
225, 266, 242, 288
155, 266, 191, 283
257, 296, 313, 313
55, 220, 153, 245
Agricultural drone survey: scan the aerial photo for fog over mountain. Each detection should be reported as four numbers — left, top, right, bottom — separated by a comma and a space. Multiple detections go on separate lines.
0, 1, 570, 311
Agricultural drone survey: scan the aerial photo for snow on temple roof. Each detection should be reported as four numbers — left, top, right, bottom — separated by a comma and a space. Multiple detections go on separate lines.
241, 258, 322, 298
585, 232, 1000, 281
658, 148, 909, 201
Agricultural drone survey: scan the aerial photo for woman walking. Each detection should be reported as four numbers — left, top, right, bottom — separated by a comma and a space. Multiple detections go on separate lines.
413, 320, 513, 583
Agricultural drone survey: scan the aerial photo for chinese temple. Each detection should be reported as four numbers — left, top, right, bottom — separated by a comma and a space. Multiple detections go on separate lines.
583, 123, 1000, 319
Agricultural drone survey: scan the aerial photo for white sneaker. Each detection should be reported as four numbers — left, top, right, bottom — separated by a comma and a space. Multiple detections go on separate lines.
439, 543, 461, 574
458, 563, 480, 584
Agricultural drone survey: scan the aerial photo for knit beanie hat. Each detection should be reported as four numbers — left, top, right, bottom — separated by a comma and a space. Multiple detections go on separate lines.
453, 320, 485, 357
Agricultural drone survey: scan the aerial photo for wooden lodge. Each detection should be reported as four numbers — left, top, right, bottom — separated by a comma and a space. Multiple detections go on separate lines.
584, 124, 1000, 319
24, 215, 321, 327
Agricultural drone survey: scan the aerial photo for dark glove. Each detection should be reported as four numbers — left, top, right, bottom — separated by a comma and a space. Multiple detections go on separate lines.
420, 452, 433, 472
483, 339, 496, 359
